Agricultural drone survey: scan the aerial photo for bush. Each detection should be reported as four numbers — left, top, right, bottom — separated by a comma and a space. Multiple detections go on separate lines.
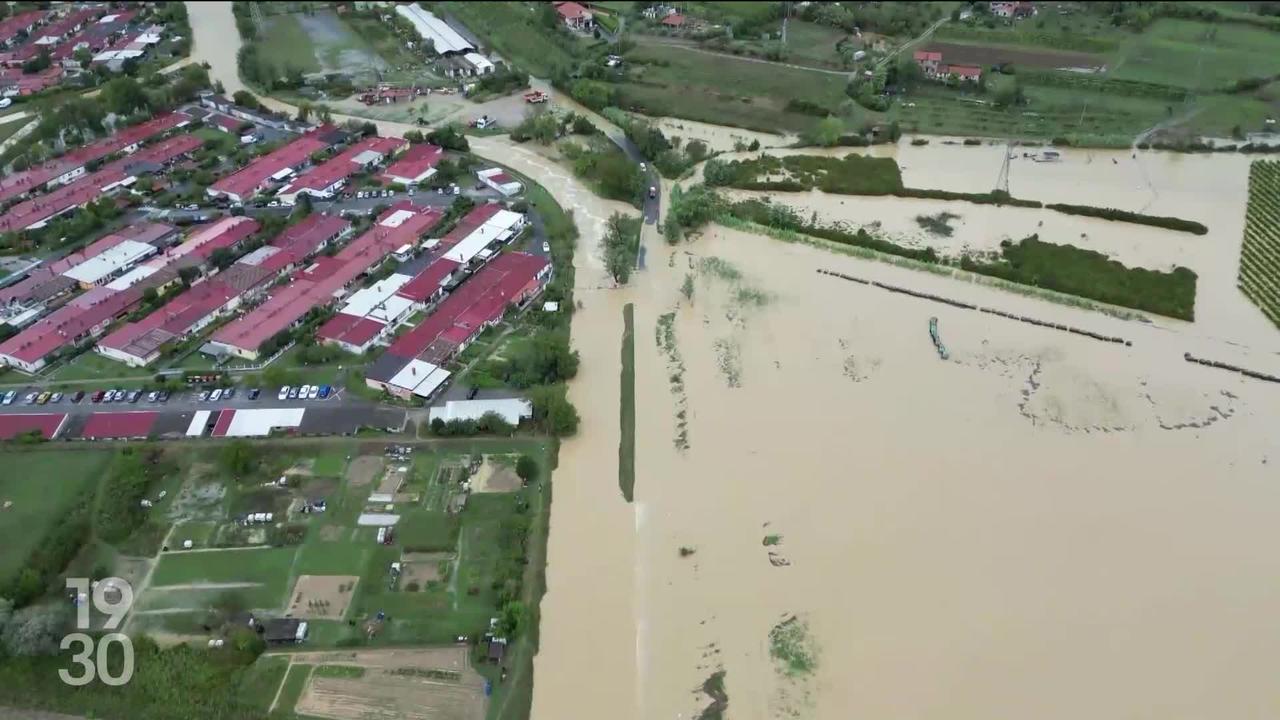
1044, 203, 1208, 235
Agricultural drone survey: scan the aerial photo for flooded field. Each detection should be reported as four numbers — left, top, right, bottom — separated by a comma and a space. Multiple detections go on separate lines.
652, 116, 796, 153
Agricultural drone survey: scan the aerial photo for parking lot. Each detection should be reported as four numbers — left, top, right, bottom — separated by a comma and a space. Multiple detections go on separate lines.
0, 381, 366, 417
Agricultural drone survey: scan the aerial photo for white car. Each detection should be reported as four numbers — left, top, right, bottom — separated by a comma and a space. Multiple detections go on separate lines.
2, 390, 15, 404
0, 98, 11, 109
50, 392, 62, 403
277, 386, 290, 401
307, 385, 319, 400
542, 241, 550, 253
210, 388, 223, 402
147, 391, 158, 403
299, 385, 311, 400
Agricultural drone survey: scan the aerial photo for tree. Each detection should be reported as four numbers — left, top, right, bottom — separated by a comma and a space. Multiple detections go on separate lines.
600, 212, 637, 284
495, 600, 527, 637
102, 76, 150, 115
295, 193, 313, 218
426, 124, 469, 151
21, 49, 50, 74
219, 440, 257, 478
515, 455, 538, 483
502, 331, 579, 387
2, 603, 71, 657
232, 90, 261, 110
896, 54, 923, 89
296, 101, 312, 122
812, 116, 844, 146
685, 139, 709, 162
992, 80, 1025, 108
528, 384, 580, 436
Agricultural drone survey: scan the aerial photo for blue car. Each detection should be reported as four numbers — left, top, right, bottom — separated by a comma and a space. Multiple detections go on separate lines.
318, 385, 331, 399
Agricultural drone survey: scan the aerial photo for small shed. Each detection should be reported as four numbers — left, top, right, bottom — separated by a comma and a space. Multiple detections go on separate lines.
263, 618, 309, 644
487, 637, 507, 663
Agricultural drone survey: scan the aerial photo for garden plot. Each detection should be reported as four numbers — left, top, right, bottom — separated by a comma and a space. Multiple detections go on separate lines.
292, 647, 486, 720
471, 456, 522, 494
287, 575, 360, 620
345, 456, 384, 488
400, 552, 453, 590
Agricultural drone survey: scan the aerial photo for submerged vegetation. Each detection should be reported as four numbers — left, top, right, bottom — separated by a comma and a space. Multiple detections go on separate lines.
915, 211, 962, 237
619, 304, 636, 502
769, 615, 818, 677
656, 312, 689, 450
1238, 160, 1280, 327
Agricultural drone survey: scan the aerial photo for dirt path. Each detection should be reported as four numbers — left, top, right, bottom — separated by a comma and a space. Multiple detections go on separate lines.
642, 38, 852, 76
146, 581, 263, 591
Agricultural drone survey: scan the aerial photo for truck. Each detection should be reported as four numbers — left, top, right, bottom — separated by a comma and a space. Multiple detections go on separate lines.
523, 90, 548, 104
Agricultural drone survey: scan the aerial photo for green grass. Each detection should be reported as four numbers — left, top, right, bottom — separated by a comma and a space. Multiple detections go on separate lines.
294, 526, 377, 575
442, 1, 587, 78
620, 39, 850, 133
0, 117, 29, 146
1111, 19, 1280, 91
311, 446, 353, 477
236, 654, 290, 715
777, 20, 851, 69
0, 451, 113, 583
146, 546, 298, 601
47, 351, 154, 383
275, 663, 313, 714
618, 303, 635, 502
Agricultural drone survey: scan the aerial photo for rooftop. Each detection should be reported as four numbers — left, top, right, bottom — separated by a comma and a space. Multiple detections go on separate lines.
395, 4, 474, 55
210, 131, 331, 199
61, 239, 157, 285
382, 144, 444, 184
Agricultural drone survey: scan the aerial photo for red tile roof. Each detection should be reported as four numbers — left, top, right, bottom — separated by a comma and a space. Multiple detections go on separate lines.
946, 64, 982, 78
914, 50, 942, 62
81, 411, 157, 439
0, 11, 48, 46
256, 213, 351, 274
33, 8, 101, 44
396, 258, 460, 303
555, 2, 589, 20
441, 203, 503, 246
0, 413, 65, 440
387, 251, 548, 360
382, 144, 443, 184
0, 223, 173, 305
184, 217, 260, 261
661, 13, 686, 26
280, 136, 404, 196
209, 131, 331, 200
98, 280, 239, 357
0, 65, 62, 94
316, 313, 385, 347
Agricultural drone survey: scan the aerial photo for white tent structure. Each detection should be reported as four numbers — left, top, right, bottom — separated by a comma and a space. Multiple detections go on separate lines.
395, 4, 474, 56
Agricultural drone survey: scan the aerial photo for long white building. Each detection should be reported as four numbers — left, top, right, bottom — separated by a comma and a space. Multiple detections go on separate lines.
395, 4, 474, 55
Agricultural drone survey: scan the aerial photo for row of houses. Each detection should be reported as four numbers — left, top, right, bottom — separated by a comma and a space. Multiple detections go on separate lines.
0, 7, 167, 77
206, 203, 444, 360
0, 111, 193, 206
276, 135, 406, 205
96, 214, 354, 367
0, 132, 203, 233
912, 51, 982, 83
0, 214, 260, 374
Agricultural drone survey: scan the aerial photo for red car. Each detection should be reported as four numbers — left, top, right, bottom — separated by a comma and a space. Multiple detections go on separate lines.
91, 390, 105, 403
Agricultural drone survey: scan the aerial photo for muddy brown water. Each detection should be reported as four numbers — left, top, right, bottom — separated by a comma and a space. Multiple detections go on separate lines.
184, 8, 1280, 716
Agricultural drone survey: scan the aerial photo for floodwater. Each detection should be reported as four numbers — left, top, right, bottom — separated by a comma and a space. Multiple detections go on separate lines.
180, 9, 1280, 716
652, 117, 796, 153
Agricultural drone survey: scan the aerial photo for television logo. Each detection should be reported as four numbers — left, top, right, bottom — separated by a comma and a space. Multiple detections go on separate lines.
60, 577, 134, 687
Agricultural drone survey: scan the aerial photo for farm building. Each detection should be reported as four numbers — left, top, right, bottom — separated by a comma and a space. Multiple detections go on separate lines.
476, 167, 523, 197
394, 3, 474, 56
263, 618, 309, 644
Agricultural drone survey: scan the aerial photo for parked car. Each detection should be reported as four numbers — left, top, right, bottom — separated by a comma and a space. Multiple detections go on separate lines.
23, 392, 37, 405
0, 98, 11, 109
299, 385, 311, 400
147, 391, 158, 403
36, 392, 49, 404
157, 391, 170, 403
199, 390, 210, 402
268, 201, 281, 208
307, 385, 319, 400
542, 241, 550, 253
277, 386, 290, 401
127, 390, 141, 403
223, 387, 236, 400
71, 391, 85, 403
248, 388, 261, 400
91, 390, 105, 403
2, 390, 16, 405
112, 389, 126, 402
288, 386, 300, 400
210, 388, 222, 402
318, 385, 330, 399
357, 191, 366, 199
50, 392, 63, 403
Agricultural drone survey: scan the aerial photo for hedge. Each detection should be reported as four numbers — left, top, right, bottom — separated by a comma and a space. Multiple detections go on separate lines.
1045, 203, 1208, 235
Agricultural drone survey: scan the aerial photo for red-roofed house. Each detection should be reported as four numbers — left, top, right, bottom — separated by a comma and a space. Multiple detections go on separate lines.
990, 1, 1036, 19
396, 258, 460, 306
945, 64, 982, 82
382, 144, 444, 186
0, 11, 48, 49
554, 2, 593, 29
207, 131, 330, 204
913, 50, 942, 75
276, 135, 405, 205
0, 65, 63, 95
0, 286, 142, 373
660, 13, 686, 27
96, 280, 241, 367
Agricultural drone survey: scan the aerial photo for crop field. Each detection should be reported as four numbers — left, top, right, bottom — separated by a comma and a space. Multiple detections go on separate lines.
0, 451, 111, 583
140, 546, 299, 611
1239, 160, 1280, 328
920, 40, 1104, 71
621, 40, 850, 132
1109, 19, 1280, 90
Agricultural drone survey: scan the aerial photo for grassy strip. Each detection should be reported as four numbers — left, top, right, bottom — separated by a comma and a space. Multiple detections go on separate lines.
707, 154, 1207, 228
619, 303, 636, 503
275, 663, 313, 714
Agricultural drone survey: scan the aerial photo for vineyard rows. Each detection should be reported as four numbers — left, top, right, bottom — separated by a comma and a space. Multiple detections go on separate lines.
1239, 160, 1280, 328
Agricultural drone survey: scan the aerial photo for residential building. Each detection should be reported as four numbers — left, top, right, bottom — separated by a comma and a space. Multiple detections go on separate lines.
554, 2, 593, 30
0, 286, 142, 373
96, 280, 240, 367
990, 1, 1036, 19
429, 398, 533, 425
945, 64, 982, 82
276, 135, 405, 205
381, 144, 444, 186
61, 239, 157, 288
913, 50, 942, 75
206, 130, 332, 203
316, 272, 417, 354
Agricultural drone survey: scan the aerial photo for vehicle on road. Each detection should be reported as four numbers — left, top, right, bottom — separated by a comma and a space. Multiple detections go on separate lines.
542, 241, 550, 253
147, 391, 158, 403
91, 390, 105, 403
158, 391, 170, 403
288, 386, 300, 400
278, 386, 290, 400
127, 390, 141, 403
471, 115, 494, 129
71, 391, 84, 403
23, 392, 36, 405
210, 388, 222, 402
223, 387, 236, 400
2, 390, 15, 405
50, 392, 62, 403
307, 385, 319, 400
649, 186, 657, 199
36, 392, 49, 404
199, 390, 210, 401
248, 388, 260, 400
318, 385, 331, 399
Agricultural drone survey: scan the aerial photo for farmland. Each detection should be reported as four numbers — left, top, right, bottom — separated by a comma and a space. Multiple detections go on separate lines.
919, 40, 1104, 71
1239, 160, 1280, 328
441, 1, 589, 78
